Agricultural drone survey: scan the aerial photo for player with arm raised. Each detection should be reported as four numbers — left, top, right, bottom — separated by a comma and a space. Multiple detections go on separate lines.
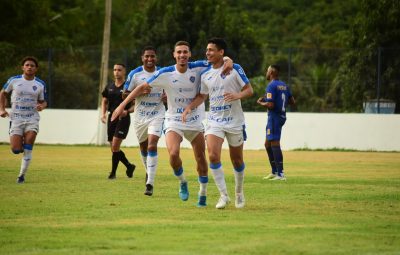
182, 38, 253, 209
112, 41, 233, 207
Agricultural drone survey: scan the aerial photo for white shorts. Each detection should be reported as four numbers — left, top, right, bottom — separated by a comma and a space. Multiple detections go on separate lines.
134, 118, 164, 143
205, 125, 245, 147
9, 120, 39, 136
165, 127, 203, 143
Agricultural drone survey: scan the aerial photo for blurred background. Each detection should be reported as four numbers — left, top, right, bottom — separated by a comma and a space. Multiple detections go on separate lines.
0, 0, 399, 113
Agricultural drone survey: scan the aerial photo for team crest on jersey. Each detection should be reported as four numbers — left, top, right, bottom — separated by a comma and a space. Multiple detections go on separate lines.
32, 86, 37, 91
190, 76, 195, 83
267, 93, 272, 99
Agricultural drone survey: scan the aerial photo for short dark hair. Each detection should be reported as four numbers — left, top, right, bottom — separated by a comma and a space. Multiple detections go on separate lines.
207, 37, 227, 51
142, 46, 157, 55
21, 56, 39, 67
270, 64, 280, 73
114, 63, 126, 69
174, 41, 190, 50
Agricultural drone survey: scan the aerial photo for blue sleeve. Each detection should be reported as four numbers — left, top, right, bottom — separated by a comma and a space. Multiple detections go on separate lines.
233, 64, 250, 84
188, 60, 210, 68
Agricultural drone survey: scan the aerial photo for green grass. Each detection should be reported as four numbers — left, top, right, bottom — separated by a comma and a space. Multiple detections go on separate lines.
0, 145, 399, 255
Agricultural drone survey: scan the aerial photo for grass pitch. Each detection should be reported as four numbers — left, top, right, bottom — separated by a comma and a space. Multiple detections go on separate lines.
0, 144, 399, 254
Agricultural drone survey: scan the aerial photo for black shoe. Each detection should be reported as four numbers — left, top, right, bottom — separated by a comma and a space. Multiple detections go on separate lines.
144, 184, 153, 196
108, 172, 116, 180
126, 164, 136, 178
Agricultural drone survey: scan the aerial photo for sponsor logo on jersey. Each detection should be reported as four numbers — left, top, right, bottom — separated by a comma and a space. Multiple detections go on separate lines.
172, 79, 178, 83
267, 93, 272, 99
190, 76, 195, 83
178, 87, 194, 93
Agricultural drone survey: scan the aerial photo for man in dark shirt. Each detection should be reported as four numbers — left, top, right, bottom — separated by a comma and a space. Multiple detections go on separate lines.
101, 63, 135, 179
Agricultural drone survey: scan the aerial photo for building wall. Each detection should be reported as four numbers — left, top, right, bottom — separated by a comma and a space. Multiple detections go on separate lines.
1, 109, 399, 151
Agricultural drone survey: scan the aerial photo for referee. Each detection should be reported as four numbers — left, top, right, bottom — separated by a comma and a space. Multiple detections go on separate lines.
101, 63, 136, 179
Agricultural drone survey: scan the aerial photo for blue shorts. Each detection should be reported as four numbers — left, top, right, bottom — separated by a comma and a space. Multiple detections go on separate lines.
266, 114, 286, 141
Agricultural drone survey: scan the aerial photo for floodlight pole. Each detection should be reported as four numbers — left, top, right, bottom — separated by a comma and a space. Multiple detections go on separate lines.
96, 0, 112, 145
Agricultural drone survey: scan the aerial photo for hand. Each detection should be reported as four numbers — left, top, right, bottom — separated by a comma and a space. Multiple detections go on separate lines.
36, 103, 45, 111
111, 104, 124, 121
143, 87, 152, 95
182, 107, 192, 123
101, 114, 107, 124
121, 110, 128, 117
222, 57, 233, 76
224, 92, 240, 102
0, 109, 9, 118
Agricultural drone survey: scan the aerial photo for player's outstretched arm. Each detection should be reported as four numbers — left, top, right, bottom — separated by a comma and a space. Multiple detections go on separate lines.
182, 93, 207, 123
222, 57, 233, 75
111, 82, 150, 121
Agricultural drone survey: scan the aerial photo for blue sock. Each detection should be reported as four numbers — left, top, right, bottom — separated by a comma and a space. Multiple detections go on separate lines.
266, 146, 277, 174
271, 145, 284, 176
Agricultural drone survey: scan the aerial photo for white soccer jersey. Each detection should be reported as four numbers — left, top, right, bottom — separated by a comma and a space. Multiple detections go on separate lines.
147, 61, 210, 131
3, 75, 46, 121
200, 63, 249, 128
124, 66, 165, 124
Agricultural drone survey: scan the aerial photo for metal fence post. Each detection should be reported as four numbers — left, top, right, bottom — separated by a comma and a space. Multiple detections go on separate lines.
377, 46, 382, 113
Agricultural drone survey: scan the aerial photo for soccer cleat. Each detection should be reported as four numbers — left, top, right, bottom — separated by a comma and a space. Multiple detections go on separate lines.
179, 182, 189, 201
215, 195, 230, 209
270, 175, 286, 181
235, 193, 245, 208
197, 195, 207, 207
16, 175, 25, 184
126, 163, 136, 178
263, 173, 277, 180
108, 172, 116, 180
144, 184, 153, 196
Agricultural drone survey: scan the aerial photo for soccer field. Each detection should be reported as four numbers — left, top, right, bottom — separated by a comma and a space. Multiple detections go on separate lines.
0, 144, 399, 254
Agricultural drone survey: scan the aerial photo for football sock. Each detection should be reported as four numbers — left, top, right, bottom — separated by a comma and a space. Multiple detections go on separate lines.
234, 163, 245, 194
146, 150, 158, 185
19, 144, 33, 176
118, 150, 130, 167
271, 145, 284, 176
111, 151, 120, 174
198, 176, 208, 196
173, 166, 186, 183
266, 146, 277, 174
210, 162, 228, 196
140, 151, 148, 170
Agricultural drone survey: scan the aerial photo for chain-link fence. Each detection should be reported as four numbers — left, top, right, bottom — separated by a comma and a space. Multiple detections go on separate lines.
0, 46, 399, 113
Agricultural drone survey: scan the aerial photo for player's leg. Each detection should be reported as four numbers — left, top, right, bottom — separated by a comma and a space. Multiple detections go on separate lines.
144, 119, 163, 196
269, 117, 286, 180
165, 129, 188, 201
263, 116, 278, 179
226, 129, 246, 208
113, 117, 135, 178
144, 134, 160, 196
17, 130, 37, 183
207, 133, 230, 208
190, 132, 208, 207
229, 143, 245, 208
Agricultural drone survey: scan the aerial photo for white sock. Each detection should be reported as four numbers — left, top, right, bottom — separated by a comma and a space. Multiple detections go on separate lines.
198, 176, 208, 196
19, 148, 32, 176
141, 153, 147, 172
234, 164, 245, 194
210, 163, 228, 197
146, 152, 158, 185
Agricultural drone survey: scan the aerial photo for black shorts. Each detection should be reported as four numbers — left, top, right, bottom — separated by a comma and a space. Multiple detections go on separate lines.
107, 113, 131, 142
